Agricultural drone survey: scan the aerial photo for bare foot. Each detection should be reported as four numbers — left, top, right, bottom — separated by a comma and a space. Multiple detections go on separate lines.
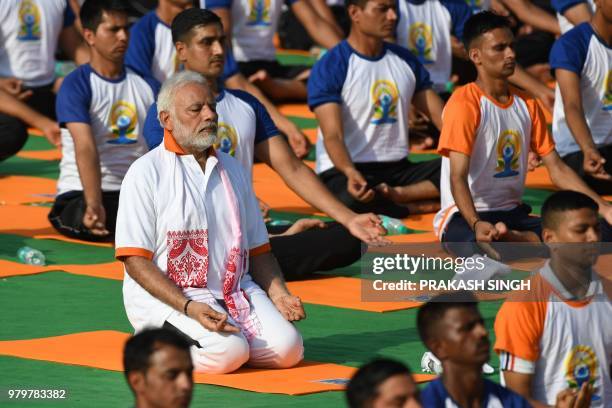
248, 69, 269, 83
411, 136, 434, 151
375, 184, 440, 213
496, 222, 540, 242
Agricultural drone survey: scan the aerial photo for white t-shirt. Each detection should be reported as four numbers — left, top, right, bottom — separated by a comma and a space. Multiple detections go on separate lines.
142, 88, 278, 181
115, 136, 269, 331
396, 0, 471, 91
550, 23, 612, 157
308, 40, 432, 174
433, 83, 555, 238
55, 64, 158, 194
205, 0, 298, 62
495, 262, 612, 407
0, 0, 74, 87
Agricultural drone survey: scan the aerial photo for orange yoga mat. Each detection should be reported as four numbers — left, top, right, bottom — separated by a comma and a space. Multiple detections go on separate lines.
525, 166, 555, 190
0, 331, 435, 395
0, 176, 56, 204
0, 204, 54, 234
0, 204, 113, 247
17, 149, 62, 161
287, 276, 422, 312
277, 104, 315, 119
252, 163, 322, 215
0, 259, 123, 280
303, 128, 317, 145
387, 232, 437, 243
402, 213, 435, 232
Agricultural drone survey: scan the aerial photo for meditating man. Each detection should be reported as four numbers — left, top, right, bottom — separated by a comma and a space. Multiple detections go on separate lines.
116, 71, 305, 374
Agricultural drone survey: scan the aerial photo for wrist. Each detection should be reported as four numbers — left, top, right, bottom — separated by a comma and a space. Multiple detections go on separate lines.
471, 219, 482, 231
183, 299, 192, 316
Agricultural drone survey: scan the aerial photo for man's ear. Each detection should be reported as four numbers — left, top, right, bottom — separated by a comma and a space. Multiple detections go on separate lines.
468, 48, 480, 66
128, 371, 145, 394
427, 339, 447, 361
347, 4, 360, 24
542, 227, 556, 244
175, 41, 187, 62
82, 28, 96, 47
159, 111, 173, 132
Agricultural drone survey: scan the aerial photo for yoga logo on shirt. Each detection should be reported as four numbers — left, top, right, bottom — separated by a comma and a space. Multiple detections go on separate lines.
167, 229, 209, 288
371, 80, 399, 125
215, 122, 238, 156
494, 130, 521, 178
107, 101, 138, 145
17, 0, 41, 41
564, 345, 601, 401
408, 23, 434, 64
603, 70, 611, 111
246, 0, 271, 26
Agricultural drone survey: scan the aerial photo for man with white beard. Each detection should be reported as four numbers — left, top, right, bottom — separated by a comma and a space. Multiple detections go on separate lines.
115, 71, 305, 374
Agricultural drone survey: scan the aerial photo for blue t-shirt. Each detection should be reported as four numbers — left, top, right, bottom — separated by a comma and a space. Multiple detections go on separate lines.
125, 11, 239, 84
308, 40, 432, 173
143, 88, 277, 179
421, 378, 531, 407
549, 23, 612, 156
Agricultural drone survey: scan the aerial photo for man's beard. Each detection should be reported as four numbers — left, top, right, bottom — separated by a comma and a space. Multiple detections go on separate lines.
173, 118, 218, 152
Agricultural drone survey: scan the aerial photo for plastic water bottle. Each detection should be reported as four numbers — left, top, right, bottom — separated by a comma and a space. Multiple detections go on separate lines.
268, 220, 292, 227
379, 215, 410, 235
17, 246, 46, 266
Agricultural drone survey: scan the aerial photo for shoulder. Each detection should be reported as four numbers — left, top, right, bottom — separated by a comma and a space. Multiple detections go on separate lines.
556, 22, 593, 49
420, 378, 446, 404
484, 379, 531, 406
384, 42, 423, 66
130, 11, 159, 34
224, 88, 262, 110
446, 83, 483, 110
550, 23, 593, 71
313, 41, 354, 72
125, 147, 163, 181
126, 69, 160, 96
58, 65, 93, 97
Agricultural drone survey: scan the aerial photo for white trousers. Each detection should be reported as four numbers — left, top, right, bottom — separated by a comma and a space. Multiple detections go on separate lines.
165, 290, 304, 374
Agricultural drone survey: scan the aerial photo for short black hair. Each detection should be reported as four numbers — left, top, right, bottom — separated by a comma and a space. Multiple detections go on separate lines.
79, 0, 129, 32
463, 11, 512, 50
171, 8, 223, 44
416, 291, 479, 347
542, 190, 598, 230
345, 0, 370, 8
123, 328, 191, 386
346, 359, 412, 408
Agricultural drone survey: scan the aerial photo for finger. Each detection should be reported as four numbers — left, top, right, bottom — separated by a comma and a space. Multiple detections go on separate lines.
575, 382, 591, 408
360, 189, 376, 202
17, 90, 33, 100
221, 321, 241, 333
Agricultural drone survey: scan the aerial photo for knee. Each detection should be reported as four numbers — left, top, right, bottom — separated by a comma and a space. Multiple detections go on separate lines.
192, 334, 250, 374
262, 327, 304, 369
0, 116, 27, 161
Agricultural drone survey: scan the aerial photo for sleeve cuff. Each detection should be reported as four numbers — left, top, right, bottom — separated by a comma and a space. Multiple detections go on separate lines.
249, 243, 271, 257
115, 247, 154, 261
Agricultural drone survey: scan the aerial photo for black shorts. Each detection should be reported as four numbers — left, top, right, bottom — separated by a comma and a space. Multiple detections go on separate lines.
319, 158, 441, 217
